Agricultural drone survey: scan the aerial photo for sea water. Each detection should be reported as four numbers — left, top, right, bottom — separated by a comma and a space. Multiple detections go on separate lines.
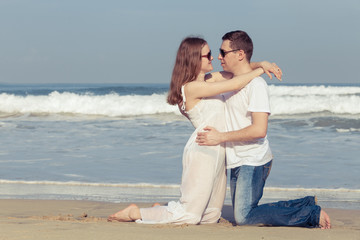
0, 83, 359, 209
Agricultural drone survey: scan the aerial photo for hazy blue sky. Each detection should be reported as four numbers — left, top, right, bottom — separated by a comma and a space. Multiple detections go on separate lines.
1, 0, 359, 85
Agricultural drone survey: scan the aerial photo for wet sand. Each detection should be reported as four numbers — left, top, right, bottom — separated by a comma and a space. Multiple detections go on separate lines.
1, 199, 359, 240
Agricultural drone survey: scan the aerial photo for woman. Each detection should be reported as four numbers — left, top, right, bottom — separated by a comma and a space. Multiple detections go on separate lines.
108, 37, 281, 224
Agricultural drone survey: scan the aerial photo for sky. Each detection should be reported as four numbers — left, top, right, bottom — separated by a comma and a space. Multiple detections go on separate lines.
0, 0, 359, 85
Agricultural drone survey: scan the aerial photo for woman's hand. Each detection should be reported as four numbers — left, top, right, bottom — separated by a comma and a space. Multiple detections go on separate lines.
261, 61, 282, 80
252, 61, 282, 81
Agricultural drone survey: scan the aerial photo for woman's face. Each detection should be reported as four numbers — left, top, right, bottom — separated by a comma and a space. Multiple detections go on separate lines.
200, 44, 213, 74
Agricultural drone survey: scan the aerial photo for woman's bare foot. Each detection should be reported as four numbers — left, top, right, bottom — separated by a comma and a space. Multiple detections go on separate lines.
107, 204, 141, 222
319, 210, 331, 229
152, 203, 161, 207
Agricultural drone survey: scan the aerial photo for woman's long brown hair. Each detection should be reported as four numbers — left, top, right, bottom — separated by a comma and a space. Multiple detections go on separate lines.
167, 37, 206, 105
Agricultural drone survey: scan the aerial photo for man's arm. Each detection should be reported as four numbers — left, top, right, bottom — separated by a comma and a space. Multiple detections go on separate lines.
196, 112, 269, 146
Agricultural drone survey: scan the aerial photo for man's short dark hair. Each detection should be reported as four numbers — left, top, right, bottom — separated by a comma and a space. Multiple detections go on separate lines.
222, 30, 253, 62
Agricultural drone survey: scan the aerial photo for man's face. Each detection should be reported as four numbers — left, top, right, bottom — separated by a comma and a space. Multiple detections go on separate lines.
218, 40, 239, 73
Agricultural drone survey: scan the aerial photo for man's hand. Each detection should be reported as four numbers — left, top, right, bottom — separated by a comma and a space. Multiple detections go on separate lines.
196, 126, 223, 146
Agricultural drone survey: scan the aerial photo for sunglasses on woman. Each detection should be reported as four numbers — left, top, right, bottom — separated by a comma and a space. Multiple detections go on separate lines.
201, 50, 212, 61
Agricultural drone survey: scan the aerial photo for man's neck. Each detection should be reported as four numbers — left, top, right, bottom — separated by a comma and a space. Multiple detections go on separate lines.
232, 62, 253, 77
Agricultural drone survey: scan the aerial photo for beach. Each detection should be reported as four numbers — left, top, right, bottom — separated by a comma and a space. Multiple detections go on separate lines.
1, 83, 359, 239
1, 199, 359, 240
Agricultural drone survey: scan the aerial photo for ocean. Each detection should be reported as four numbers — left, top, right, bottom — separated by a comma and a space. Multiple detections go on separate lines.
1, 82, 359, 210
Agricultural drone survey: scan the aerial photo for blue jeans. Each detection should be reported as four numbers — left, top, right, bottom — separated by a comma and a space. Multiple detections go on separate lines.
230, 160, 321, 227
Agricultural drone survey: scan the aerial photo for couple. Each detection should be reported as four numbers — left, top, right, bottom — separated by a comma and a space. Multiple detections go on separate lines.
108, 30, 330, 229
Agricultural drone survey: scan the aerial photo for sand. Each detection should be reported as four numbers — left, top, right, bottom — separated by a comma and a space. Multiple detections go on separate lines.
0, 199, 359, 240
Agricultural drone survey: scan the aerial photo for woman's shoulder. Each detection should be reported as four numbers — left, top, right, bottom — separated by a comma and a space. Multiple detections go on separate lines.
205, 71, 233, 82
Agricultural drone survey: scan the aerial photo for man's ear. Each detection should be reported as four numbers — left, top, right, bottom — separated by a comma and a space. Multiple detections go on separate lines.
237, 50, 246, 61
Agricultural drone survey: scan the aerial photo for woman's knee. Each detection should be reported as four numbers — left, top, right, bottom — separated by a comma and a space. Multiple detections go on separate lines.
200, 208, 221, 224
186, 214, 202, 224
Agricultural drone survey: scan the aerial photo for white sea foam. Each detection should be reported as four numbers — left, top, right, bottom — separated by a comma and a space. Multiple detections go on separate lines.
336, 128, 360, 132
1, 85, 360, 117
269, 85, 360, 115
1, 179, 359, 193
0, 92, 180, 117
0, 179, 181, 188
1, 179, 359, 208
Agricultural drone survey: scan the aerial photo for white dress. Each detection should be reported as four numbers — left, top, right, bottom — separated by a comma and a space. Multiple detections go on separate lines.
138, 86, 227, 224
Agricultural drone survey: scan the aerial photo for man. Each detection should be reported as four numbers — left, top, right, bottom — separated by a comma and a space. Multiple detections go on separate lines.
196, 30, 330, 229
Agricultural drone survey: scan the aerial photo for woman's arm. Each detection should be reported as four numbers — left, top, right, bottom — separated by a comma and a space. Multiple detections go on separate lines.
186, 68, 264, 100
205, 61, 282, 82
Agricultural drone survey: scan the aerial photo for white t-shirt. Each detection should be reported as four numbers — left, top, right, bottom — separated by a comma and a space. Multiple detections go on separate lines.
223, 76, 273, 169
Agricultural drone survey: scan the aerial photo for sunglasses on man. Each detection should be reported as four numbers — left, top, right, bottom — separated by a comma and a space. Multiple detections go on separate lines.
219, 48, 241, 58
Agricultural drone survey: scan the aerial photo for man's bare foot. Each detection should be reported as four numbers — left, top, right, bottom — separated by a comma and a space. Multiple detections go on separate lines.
152, 203, 161, 207
319, 210, 331, 229
107, 204, 140, 222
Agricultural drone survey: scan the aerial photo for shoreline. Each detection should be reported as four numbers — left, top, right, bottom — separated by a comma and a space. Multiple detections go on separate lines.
1, 180, 359, 210
1, 199, 359, 240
